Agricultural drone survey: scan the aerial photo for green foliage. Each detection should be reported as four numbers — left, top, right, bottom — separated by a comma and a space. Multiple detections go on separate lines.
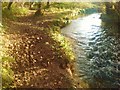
1, 55, 15, 89
50, 30, 75, 62
1, 54, 15, 89
2, 2, 8, 8
83, 8, 99, 14
52, 18, 70, 28
2, 56, 15, 63
0, 26, 15, 89
2, 8, 15, 19
2, 4, 28, 19
50, 2, 95, 9
2, 65, 14, 89
99, 4, 106, 13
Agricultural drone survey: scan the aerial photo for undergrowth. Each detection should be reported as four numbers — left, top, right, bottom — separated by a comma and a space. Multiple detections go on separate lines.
0, 26, 15, 89
49, 28, 75, 62
2, 4, 28, 20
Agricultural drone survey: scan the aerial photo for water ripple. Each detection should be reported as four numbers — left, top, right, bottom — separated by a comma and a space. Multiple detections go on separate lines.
62, 13, 120, 88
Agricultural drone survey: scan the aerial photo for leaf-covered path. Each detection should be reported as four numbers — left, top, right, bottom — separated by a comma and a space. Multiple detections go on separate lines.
4, 13, 74, 88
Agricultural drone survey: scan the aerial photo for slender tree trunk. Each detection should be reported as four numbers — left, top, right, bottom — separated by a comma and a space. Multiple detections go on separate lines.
115, 2, 120, 14
7, 0, 13, 10
34, 2, 42, 16
105, 2, 112, 14
29, 2, 34, 10
21, 2, 25, 8
47, 0, 50, 8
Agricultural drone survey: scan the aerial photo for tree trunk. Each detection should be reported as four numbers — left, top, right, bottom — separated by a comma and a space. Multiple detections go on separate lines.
114, 1, 120, 14
29, 2, 34, 10
34, 2, 42, 16
7, 0, 13, 10
21, 2, 25, 8
47, 0, 50, 8
105, 2, 112, 14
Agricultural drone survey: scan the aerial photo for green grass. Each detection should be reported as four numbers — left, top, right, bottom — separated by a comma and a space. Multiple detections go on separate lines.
50, 28, 75, 62
0, 26, 15, 89
2, 56, 14, 89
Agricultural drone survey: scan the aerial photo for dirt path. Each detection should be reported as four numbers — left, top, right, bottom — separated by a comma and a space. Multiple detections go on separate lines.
4, 13, 74, 88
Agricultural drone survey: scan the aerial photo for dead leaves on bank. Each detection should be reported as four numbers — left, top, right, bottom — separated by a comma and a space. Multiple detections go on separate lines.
7, 24, 72, 88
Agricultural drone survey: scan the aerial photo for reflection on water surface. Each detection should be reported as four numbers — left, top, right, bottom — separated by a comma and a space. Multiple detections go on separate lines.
62, 13, 120, 88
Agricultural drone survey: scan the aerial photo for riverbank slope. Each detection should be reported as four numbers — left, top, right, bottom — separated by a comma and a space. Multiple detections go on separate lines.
1, 2, 96, 89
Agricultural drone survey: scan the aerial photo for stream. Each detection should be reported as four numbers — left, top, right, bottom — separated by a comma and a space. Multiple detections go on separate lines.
62, 13, 120, 88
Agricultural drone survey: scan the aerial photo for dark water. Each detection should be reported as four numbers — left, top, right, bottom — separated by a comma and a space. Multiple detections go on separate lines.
62, 13, 120, 88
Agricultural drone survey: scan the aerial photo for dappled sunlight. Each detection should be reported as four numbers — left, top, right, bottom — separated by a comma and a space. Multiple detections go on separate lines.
3, 1, 120, 89
51, 31, 75, 61
4, 17, 74, 88
0, 27, 15, 88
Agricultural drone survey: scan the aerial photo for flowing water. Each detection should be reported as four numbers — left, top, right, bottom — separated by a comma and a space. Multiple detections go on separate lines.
62, 13, 120, 88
